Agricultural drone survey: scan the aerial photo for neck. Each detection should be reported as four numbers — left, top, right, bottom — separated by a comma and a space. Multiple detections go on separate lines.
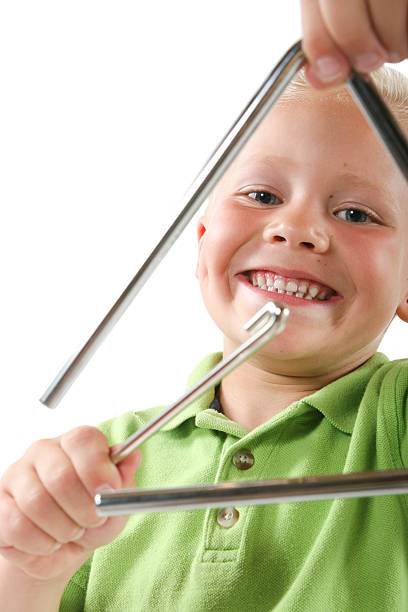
218, 343, 371, 431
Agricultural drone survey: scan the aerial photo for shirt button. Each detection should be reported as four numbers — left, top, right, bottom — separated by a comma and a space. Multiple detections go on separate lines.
217, 507, 239, 528
232, 449, 255, 470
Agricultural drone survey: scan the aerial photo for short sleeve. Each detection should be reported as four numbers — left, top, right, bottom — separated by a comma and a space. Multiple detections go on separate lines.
59, 554, 93, 611
393, 362, 408, 467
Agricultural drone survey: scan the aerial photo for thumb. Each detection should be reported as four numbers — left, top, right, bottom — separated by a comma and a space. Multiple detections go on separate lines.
110, 445, 142, 488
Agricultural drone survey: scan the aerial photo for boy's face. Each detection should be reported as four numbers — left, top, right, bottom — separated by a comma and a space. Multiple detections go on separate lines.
196, 89, 408, 376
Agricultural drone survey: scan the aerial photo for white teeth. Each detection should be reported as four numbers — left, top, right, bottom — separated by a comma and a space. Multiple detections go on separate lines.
308, 285, 319, 298
248, 272, 332, 301
274, 278, 286, 291
286, 281, 298, 292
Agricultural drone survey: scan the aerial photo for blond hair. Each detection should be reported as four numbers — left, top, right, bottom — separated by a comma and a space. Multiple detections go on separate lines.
281, 65, 408, 125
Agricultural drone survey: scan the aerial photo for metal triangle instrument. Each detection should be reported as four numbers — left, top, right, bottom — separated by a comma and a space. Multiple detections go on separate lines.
39, 40, 408, 514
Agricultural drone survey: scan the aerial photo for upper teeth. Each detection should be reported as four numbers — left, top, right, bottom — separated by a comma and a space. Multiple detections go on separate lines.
249, 271, 333, 301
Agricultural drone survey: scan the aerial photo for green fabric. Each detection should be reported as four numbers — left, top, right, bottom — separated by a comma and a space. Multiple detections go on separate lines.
59, 352, 408, 611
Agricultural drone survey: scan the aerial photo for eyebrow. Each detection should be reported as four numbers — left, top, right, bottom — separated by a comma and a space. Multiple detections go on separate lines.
237, 153, 295, 169
238, 155, 399, 209
336, 171, 397, 209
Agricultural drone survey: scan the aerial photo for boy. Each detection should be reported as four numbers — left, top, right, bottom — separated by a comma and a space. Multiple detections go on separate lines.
1, 67, 408, 610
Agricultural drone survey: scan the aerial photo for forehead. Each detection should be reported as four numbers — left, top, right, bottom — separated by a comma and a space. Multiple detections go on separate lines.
212, 89, 408, 213
241, 90, 388, 171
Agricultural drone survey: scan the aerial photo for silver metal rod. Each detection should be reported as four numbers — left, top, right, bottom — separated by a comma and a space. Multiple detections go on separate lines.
40, 40, 305, 409
95, 468, 408, 516
110, 301, 288, 464
348, 70, 408, 185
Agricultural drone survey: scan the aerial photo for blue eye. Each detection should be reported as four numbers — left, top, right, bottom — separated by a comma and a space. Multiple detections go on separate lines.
335, 209, 372, 223
248, 191, 281, 205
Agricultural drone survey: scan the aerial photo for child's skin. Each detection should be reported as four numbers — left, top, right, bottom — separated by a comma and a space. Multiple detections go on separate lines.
196, 88, 408, 431
2, 61, 408, 612
0, 430, 141, 610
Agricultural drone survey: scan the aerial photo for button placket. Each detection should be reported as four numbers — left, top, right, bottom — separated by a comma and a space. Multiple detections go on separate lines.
199, 409, 307, 563
213, 449, 254, 532
200, 439, 260, 562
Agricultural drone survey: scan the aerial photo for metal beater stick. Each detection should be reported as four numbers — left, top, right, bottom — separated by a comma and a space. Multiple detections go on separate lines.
110, 302, 288, 464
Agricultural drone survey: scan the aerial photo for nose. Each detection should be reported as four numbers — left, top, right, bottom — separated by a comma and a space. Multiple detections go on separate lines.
262, 213, 330, 253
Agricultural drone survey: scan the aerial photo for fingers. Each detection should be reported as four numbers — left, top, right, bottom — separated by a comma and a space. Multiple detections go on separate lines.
59, 428, 141, 492
368, 0, 408, 62
0, 426, 142, 578
3, 462, 85, 552
59, 426, 120, 496
301, 0, 408, 89
0, 490, 61, 555
0, 537, 91, 580
110, 443, 142, 488
301, 0, 351, 87
318, 0, 388, 69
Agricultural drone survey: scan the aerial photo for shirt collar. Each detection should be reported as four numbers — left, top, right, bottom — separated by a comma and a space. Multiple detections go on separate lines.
302, 352, 389, 434
141, 353, 222, 431
142, 351, 389, 435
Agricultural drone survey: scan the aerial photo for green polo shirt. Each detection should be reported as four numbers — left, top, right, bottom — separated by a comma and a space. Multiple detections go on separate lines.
60, 352, 408, 611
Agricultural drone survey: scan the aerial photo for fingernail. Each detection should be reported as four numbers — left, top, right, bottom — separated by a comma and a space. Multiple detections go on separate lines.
315, 55, 345, 82
389, 52, 402, 63
95, 483, 114, 495
72, 527, 86, 541
51, 541, 62, 552
354, 51, 383, 72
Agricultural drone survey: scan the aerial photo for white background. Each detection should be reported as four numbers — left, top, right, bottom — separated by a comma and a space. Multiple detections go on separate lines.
0, 1, 407, 473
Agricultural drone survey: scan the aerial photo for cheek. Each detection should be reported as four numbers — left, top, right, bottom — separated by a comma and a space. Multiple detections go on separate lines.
341, 229, 403, 305
201, 203, 254, 270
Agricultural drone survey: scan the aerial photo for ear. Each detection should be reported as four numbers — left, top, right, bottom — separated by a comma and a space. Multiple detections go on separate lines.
197, 217, 207, 243
195, 216, 207, 279
396, 296, 408, 323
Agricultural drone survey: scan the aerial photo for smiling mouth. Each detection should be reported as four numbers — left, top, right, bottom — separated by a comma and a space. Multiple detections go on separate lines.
245, 271, 337, 301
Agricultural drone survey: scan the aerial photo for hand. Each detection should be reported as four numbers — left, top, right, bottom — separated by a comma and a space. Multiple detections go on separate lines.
301, 0, 408, 88
0, 426, 141, 580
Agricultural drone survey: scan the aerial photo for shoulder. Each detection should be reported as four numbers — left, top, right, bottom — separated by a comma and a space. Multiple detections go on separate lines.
98, 352, 223, 446
365, 355, 408, 398
363, 355, 408, 468
361, 355, 408, 423
97, 407, 164, 446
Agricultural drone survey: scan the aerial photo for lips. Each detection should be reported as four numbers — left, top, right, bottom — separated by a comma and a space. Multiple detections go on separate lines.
245, 270, 337, 301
